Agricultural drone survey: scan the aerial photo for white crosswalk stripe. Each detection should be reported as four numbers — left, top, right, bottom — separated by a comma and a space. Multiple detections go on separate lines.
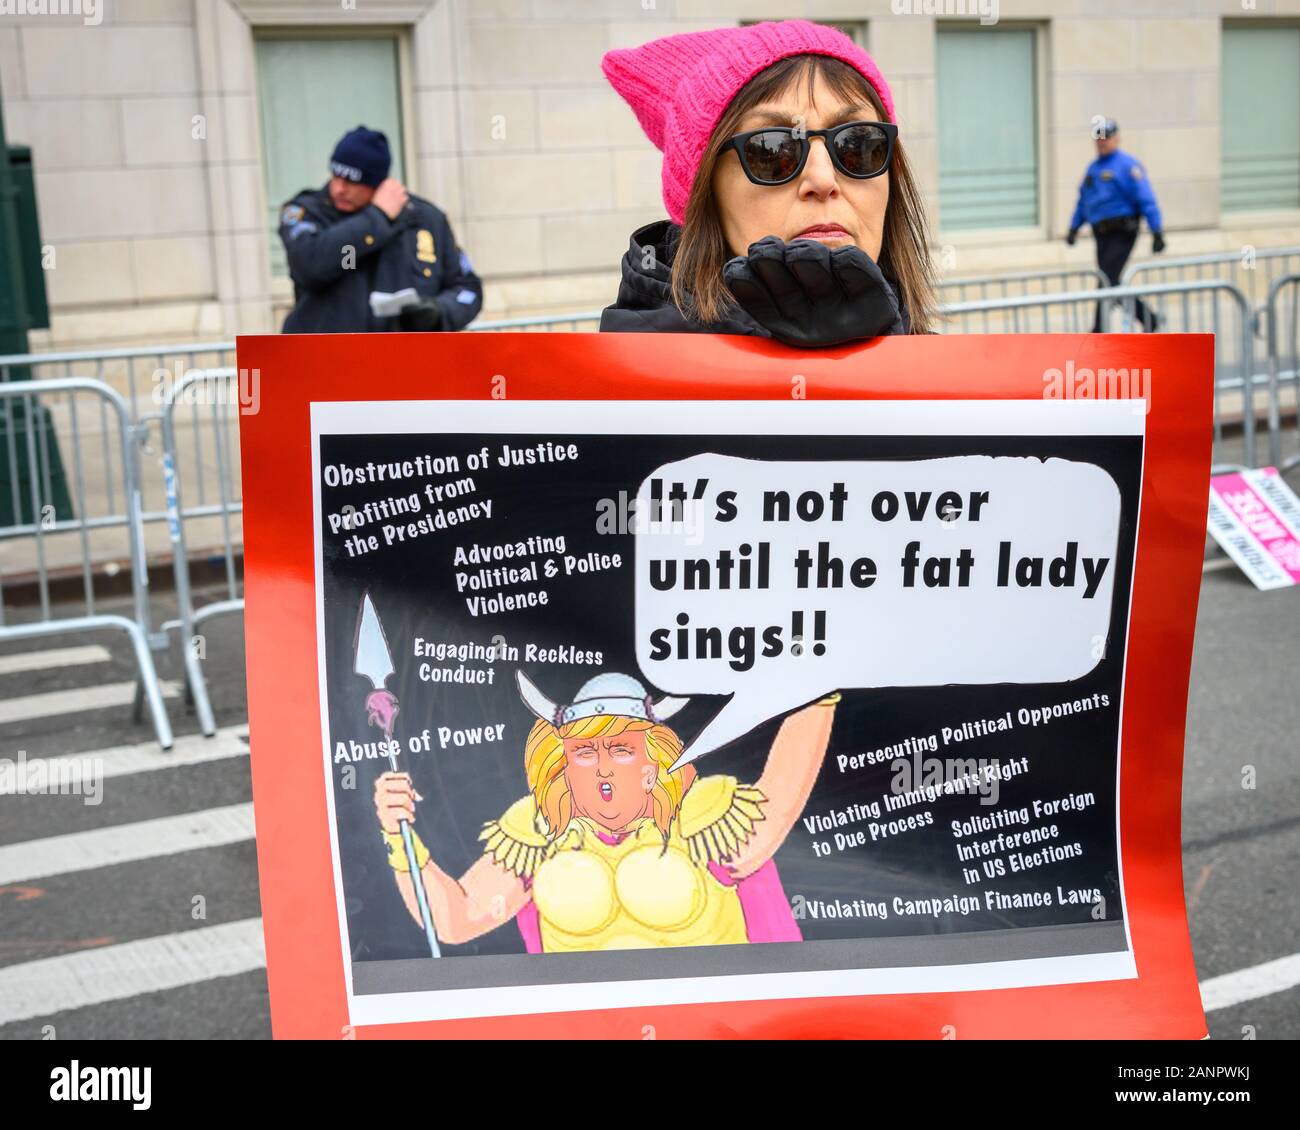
0, 918, 266, 1026
1200, 952, 1300, 1013
0, 802, 254, 885
0, 727, 248, 796
0, 645, 111, 676
0, 680, 181, 726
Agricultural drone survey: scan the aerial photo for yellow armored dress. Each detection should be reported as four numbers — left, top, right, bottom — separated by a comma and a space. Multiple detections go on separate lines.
480, 775, 766, 952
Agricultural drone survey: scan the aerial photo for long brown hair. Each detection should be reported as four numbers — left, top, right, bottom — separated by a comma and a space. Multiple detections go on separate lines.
670, 54, 936, 334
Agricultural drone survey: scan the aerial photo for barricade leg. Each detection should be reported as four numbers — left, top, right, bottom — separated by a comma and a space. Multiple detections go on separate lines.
125, 627, 175, 751
181, 621, 218, 737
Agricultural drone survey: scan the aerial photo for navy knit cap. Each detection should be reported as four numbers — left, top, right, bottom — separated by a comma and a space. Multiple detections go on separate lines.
330, 126, 391, 188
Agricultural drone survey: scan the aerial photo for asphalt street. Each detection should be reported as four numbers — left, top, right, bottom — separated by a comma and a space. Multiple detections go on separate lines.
0, 567, 1295, 1040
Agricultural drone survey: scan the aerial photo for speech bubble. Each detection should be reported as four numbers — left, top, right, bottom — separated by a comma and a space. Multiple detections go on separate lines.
634, 454, 1122, 768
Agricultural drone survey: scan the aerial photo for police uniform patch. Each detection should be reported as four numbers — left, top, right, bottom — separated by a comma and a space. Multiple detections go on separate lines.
1131, 165, 1144, 179
459, 250, 474, 275
417, 230, 437, 264
281, 204, 305, 226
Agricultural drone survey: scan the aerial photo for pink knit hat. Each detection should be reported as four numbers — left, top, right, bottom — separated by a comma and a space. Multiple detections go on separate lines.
602, 20, 896, 226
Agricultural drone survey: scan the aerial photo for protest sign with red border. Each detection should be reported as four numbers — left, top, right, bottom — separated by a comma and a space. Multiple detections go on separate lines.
238, 331, 1211, 1039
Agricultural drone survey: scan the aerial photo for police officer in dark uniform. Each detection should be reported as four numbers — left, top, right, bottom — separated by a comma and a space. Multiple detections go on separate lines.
1066, 119, 1165, 332
279, 126, 482, 334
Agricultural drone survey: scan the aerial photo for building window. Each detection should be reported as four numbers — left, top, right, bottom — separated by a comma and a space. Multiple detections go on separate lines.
936, 26, 1039, 231
255, 34, 406, 276
1222, 24, 1300, 213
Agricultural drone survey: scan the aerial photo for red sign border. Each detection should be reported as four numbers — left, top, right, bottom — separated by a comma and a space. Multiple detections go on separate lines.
237, 330, 1212, 1039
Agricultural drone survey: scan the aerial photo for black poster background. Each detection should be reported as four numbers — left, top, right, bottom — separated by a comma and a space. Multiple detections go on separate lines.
317, 430, 1141, 964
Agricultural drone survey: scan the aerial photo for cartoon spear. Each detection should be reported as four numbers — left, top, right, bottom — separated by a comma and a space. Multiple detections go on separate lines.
354, 592, 441, 958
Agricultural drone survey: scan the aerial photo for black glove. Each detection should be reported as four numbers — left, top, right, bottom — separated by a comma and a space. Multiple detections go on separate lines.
722, 236, 904, 347
1065, 228, 1078, 246
1151, 231, 1166, 254
399, 296, 444, 332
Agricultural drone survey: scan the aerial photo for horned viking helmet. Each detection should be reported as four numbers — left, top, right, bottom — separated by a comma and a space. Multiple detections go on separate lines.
515, 671, 688, 729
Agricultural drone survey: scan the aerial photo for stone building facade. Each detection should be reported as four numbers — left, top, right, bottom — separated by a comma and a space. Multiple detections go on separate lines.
1, 0, 1298, 348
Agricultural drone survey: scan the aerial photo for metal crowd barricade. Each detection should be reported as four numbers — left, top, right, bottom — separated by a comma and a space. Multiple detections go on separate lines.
0, 341, 239, 405
148, 368, 245, 737
939, 279, 1258, 472
0, 378, 174, 749
1122, 246, 1300, 314
935, 266, 1107, 332
473, 269, 1114, 337
1, 341, 241, 575
1263, 273, 1300, 476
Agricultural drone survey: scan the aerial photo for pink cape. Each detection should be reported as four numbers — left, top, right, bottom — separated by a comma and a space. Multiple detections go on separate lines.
515, 829, 802, 953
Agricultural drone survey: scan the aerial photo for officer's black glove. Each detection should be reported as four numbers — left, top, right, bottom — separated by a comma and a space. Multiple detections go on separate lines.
1151, 232, 1166, 254
399, 296, 444, 332
723, 236, 904, 347
1065, 228, 1078, 247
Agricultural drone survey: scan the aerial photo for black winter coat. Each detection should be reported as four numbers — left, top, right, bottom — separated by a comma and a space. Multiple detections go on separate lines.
599, 219, 911, 337
279, 186, 483, 334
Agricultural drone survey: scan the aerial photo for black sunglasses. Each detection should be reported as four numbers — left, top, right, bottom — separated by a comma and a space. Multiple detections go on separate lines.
724, 120, 897, 186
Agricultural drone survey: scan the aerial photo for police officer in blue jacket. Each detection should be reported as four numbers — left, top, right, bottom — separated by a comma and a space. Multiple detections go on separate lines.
279, 126, 482, 334
1066, 120, 1166, 332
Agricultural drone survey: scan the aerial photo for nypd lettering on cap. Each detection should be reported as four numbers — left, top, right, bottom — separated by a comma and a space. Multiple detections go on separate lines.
331, 161, 365, 183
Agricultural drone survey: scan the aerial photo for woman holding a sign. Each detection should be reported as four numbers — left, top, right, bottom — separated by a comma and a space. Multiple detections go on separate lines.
599, 20, 935, 344
373, 672, 838, 952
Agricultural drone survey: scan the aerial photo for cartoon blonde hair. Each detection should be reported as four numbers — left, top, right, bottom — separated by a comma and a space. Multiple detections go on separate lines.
525, 714, 686, 842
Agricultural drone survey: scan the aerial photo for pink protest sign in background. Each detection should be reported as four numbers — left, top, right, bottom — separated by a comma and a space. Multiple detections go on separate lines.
1208, 468, 1300, 590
